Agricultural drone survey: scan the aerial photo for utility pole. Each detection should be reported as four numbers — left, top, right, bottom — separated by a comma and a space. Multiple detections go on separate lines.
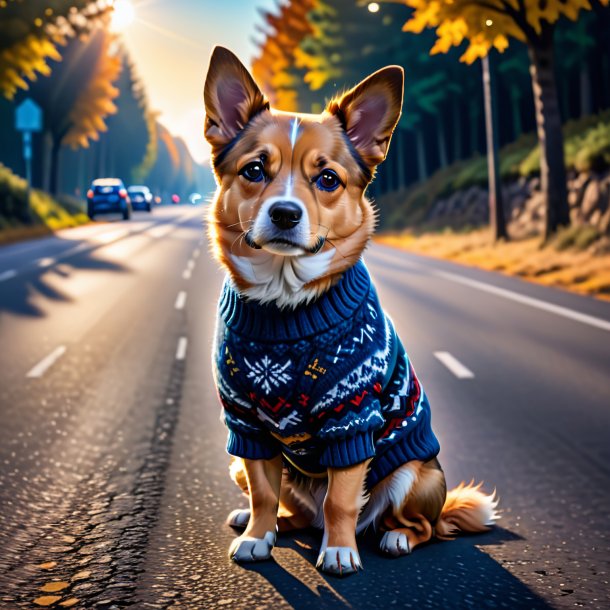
482, 54, 508, 242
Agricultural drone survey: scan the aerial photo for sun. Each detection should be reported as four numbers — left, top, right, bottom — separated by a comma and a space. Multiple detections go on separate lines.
111, 0, 136, 32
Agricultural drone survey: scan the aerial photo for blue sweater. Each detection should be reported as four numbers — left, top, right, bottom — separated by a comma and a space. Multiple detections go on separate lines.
214, 260, 440, 489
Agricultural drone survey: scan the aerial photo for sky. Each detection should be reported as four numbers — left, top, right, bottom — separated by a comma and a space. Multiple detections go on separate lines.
119, 0, 277, 164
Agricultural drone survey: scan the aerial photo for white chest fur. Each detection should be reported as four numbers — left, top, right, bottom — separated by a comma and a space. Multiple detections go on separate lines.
229, 248, 336, 308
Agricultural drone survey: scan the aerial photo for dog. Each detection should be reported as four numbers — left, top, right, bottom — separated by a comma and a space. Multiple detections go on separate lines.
204, 46, 498, 576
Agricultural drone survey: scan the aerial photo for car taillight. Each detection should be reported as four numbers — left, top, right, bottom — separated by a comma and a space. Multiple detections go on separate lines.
87, 189, 94, 198
119, 189, 127, 198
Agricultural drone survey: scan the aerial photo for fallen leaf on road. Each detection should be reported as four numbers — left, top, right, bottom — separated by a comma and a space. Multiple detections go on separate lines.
38, 562, 57, 570
59, 599, 80, 608
40, 582, 69, 592
71, 570, 90, 581
34, 596, 62, 606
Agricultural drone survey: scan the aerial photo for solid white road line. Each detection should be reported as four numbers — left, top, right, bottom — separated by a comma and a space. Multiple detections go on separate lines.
182, 268, 192, 280
26, 345, 67, 378
0, 269, 17, 282
434, 351, 475, 379
175, 337, 188, 360
175, 291, 187, 310
433, 269, 610, 333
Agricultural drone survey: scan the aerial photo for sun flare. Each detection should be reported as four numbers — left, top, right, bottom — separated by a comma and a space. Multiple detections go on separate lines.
111, 0, 136, 32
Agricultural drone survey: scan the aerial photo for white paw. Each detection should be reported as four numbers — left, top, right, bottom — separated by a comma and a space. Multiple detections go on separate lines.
229, 530, 276, 563
379, 531, 411, 557
227, 508, 251, 529
316, 546, 362, 576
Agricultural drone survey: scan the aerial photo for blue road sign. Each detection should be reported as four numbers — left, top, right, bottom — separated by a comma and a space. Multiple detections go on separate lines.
15, 98, 42, 132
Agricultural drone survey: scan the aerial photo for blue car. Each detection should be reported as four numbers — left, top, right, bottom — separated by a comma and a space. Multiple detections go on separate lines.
127, 185, 153, 212
87, 178, 132, 220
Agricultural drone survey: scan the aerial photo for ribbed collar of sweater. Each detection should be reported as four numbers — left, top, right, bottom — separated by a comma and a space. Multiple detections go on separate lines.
219, 260, 371, 341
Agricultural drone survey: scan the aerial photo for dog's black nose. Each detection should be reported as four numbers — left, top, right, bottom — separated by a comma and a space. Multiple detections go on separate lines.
269, 201, 302, 230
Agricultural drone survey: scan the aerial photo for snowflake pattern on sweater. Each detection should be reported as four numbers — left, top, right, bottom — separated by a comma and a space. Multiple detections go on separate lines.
214, 260, 440, 489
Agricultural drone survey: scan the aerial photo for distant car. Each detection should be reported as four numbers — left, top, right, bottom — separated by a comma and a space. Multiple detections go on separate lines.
189, 192, 203, 205
127, 185, 153, 212
171, 194, 180, 204
87, 178, 131, 220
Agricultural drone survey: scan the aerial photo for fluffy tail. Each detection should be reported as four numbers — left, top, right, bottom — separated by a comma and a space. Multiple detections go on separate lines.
435, 481, 499, 540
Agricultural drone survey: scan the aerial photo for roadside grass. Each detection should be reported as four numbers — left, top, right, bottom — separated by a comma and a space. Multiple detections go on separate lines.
0, 163, 88, 245
376, 229, 610, 301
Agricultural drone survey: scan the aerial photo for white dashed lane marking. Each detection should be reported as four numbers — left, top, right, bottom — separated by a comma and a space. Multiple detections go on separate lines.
175, 337, 188, 360
26, 345, 67, 378
37, 257, 56, 268
187, 259, 195, 270
175, 291, 187, 310
434, 351, 475, 379
182, 268, 192, 280
0, 269, 17, 282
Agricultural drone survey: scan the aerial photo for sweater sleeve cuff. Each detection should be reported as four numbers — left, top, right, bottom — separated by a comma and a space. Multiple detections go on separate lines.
320, 431, 376, 468
226, 429, 280, 460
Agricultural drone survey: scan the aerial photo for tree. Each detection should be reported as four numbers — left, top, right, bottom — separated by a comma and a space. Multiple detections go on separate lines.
399, 0, 610, 239
0, 0, 112, 99
23, 29, 120, 194
251, 1, 316, 111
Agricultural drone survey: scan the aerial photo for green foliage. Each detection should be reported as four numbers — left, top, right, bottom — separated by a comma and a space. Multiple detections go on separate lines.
519, 110, 610, 175
553, 225, 601, 251
0, 162, 29, 224
0, 163, 87, 232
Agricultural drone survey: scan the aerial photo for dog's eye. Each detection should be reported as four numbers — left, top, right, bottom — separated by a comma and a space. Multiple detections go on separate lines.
314, 169, 342, 192
239, 162, 265, 183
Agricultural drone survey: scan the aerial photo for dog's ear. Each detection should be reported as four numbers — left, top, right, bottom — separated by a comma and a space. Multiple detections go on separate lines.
203, 46, 269, 155
327, 66, 404, 167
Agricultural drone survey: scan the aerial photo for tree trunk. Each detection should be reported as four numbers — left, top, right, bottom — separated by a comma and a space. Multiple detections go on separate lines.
396, 128, 406, 190
482, 55, 508, 242
42, 130, 53, 193
510, 86, 523, 140
49, 136, 62, 196
452, 98, 463, 161
579, 64, 593, 117
415, 128, 427, 182
528, 27, 570, 239
436, 114, 448, 169
469, 106, 480, 155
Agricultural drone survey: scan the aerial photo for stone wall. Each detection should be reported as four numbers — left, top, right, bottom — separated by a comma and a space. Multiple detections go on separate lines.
424, 170, 610, 239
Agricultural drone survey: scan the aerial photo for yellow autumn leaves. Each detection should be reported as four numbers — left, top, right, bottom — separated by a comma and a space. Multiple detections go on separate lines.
0, 35, 62, 99
63, 34, 121, 149
400, 0, 610, 63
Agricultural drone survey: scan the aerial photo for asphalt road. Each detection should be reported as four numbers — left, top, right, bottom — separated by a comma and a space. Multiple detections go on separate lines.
0, 205, 609, 610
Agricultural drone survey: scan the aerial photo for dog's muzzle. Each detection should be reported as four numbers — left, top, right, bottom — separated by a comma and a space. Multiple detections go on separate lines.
245, 231, 325, 254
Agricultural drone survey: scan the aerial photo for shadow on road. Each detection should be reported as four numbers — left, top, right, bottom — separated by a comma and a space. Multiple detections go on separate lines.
243, 526, 552, 609
0, 236, 129, 318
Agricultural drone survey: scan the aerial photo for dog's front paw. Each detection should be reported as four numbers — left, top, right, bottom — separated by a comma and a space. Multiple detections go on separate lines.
379, 530, 411, 557
316, 546, 362, 576
229, 530, 276, 563
226, 508, 251, 529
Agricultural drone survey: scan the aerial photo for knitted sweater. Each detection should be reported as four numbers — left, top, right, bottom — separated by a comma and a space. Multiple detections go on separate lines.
214, 260, 440, 489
